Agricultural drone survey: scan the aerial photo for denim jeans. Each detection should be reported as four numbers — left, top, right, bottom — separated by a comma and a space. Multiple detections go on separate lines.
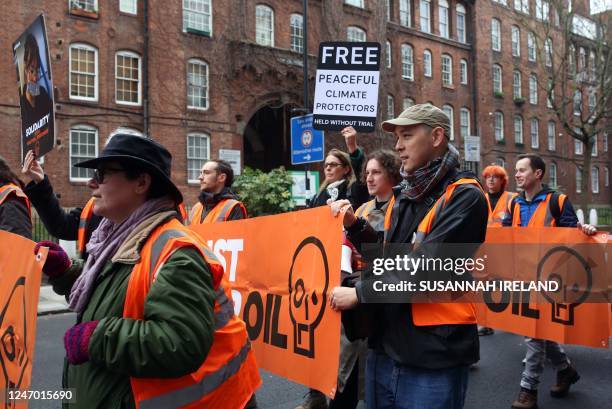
520, 337, 570, 391
365, 350, 470, 409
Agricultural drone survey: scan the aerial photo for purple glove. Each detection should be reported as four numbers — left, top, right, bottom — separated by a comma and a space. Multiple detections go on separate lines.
64, 321, 99, 365
34, 240, 71, 278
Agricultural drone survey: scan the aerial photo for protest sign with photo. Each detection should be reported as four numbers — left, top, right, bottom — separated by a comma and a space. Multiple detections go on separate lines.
13, 14, 55, 160
0, 231, 47, 407
190, 207, 342, 397
313, 42, 380, 133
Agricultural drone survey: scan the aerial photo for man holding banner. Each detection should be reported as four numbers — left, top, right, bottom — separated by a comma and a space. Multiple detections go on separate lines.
330, 104, 488, 409
503, 154, 597, 409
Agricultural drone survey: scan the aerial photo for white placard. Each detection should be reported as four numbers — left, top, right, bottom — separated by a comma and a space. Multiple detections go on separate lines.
219, 149, 241, 175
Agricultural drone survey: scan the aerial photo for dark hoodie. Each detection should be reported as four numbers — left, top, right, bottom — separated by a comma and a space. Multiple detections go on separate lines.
0, 183, 32, 239
346, 168, 488, 369
196, 187, 246, 223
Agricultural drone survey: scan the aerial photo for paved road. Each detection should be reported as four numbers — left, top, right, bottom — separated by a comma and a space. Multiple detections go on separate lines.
31, 314, 611, 409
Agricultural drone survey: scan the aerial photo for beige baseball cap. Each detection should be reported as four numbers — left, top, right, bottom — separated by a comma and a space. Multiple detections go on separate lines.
381, 103, 451, 137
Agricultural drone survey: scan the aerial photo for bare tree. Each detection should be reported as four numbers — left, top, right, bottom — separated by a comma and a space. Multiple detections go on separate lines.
516, 0, 611, 210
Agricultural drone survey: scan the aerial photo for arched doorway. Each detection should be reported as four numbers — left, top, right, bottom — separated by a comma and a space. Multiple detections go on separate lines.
243, 102, 297, 171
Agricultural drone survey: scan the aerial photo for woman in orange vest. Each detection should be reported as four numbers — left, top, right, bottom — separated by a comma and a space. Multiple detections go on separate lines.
482, 165, 516, 228
35, 134, 260, 409
0, 155, 32, 239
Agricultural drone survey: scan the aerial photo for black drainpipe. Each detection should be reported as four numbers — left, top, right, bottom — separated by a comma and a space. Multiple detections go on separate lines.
143, 0, 150, 136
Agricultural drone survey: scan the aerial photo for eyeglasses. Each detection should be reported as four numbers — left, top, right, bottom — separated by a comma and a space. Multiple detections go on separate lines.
324, 162, 343, 169
92, 167, 125, 184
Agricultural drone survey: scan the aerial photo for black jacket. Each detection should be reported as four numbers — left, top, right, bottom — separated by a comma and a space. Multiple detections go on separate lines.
196, 187, 246, 222
24, 175, 101, 255
347, 169, 488, 369
0, 184, 32, 239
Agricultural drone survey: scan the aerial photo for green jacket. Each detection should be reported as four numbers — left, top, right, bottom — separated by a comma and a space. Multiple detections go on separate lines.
51, 212, 216, 409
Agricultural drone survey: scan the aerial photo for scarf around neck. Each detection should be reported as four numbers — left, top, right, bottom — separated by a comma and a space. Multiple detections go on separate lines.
400, 144, 460, 201
68, 197, 176, 313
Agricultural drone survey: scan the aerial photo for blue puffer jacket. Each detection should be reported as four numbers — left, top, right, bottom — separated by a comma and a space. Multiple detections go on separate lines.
502, 188, 578, 227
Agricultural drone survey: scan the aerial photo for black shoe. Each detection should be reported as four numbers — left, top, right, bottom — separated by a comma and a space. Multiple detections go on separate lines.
478, 326, 495, 336
550, 364, 580, 398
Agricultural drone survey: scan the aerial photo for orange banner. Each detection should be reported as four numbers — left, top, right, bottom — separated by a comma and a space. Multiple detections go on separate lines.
477, 228, 610, 348
190, 207, 343, 397
0, 231, 47, 408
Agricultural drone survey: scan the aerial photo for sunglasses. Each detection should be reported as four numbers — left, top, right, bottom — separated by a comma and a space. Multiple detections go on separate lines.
92, 167, 125, 184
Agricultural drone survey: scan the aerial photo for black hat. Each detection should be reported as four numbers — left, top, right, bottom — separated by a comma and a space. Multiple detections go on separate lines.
74, 133, 182, 204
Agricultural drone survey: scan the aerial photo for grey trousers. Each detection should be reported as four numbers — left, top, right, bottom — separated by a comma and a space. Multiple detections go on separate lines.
520, 337, 570, 391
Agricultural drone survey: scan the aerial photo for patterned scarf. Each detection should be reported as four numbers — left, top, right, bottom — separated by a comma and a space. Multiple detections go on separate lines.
69, 197, 176, 313
400, 144, 460, 201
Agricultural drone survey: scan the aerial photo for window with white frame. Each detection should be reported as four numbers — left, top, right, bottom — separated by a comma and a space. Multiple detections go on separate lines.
547, 121, 556, 150
514, 0, 521, 10
547, 78, 554, 108
387, 95, 395, 119
491, 19, 501, 51
456, 4, 466, 43
521, 0, 529, 13
535, 0, 549, 20
347, 26, 366, 42
290, 14, 304, 53
589, 51, 596, 80
187, 59, 209, 109
511, 26, 520, 57
591, 166, 599, 193
71, 0, 97, 12
460, 59, 468, 84
529, 74, 538, 105
441, 54, 452, 86
403, 97, 415, 109
549, 162, 557, 188
513, 70, 522, 98
345, 0, 364, 7
387, 0, 392, 21
493, 0, 507, 4
256, 5, 274, 46
69, 125, 98, 181
439, 0, 449, 38
494, 111, 504, 141
420, 0, 431, 33
604, 167, 609, 187
183, 0, 212, 35
496, 157, 505, 168
604, 132, 608, 152
115, 51, 141, 105
187, 133, 210, 183
386, 41, 392, 68
579, 47, 586, 71
460, 108, 470, 137
588, 91, 596, 113
400, 0, 411, 26
514, 115, 523, 143
575, 166, 582, 193
545, 38, 552, 66
402, 44, 414, 80
423, 50, 432, 77
591, 133, 597, 156
568, 44, 576, 74
573, 90, 582, 116
574, 129, 583, 154
69, 43, 98, 101
530, 118, 539, 148
120, 0, 137, 14
442, 104, 454, 140
527, 32, 536, 62
492, 64, 502, 93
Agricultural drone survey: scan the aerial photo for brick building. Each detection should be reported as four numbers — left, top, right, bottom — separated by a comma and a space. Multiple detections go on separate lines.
0, 0, 609, 217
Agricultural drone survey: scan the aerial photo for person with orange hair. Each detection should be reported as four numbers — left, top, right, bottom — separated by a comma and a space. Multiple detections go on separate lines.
482, 164, 516, 228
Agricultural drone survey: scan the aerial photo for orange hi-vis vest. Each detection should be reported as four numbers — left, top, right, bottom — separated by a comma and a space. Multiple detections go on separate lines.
123, 218, 261, 409
189, 199, 247, 225
0, 183, 31, 216
383, 179, 483, 326
511, 192, 566, 227
77, 198, 96, 254
355, 199, 375, 219
486, 191, 517, 227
